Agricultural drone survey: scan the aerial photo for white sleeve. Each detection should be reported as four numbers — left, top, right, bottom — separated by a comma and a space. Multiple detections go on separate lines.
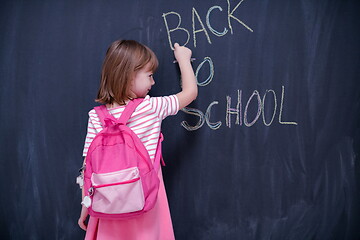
149, 95, 179, 120
82, 109, 103, 157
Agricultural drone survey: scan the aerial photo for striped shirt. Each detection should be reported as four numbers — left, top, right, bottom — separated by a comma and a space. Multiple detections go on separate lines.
82, 95, 179, 160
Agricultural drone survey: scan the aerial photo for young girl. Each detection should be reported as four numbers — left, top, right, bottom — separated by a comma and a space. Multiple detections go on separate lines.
78, 39, 197, 239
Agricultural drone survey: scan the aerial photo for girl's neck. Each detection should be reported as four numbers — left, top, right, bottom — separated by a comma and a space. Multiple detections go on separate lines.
106, 99, 132, 109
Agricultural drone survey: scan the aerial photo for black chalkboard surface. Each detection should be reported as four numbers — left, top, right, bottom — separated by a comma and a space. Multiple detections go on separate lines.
1, 0, 359, 239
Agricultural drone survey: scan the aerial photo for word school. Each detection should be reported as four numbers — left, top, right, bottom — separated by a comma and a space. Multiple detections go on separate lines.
180, 86, 298, 131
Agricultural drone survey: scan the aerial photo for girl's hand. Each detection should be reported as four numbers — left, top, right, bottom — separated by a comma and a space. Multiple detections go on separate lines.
173, 43, 192, 64
78, 205, 89, 231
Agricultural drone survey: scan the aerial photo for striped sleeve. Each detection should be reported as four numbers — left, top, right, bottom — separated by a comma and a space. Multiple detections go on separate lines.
82, 109, 103, 157
150, 95, 179, 120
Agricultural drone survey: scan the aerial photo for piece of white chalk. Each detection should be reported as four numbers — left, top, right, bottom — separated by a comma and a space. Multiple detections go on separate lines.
173, 58, 196, 63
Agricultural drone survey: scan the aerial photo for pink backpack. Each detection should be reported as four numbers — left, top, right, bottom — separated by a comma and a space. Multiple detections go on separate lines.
83, 98, 163, 219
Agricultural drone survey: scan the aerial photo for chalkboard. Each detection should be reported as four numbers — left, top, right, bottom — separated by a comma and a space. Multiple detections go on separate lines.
1, 0, 359, 239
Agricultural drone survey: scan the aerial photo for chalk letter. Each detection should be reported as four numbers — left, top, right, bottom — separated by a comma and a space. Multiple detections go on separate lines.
162, 11, 190, 50
227, 0, 253, 34
279, 86, 298, 125
195, 57, 214, 86
244, 90, 261, 127
206, 6, 228, 37
261, 89, 277, 126
192, 7, 212, 47
181, 107, 205, 131
205, 101, 222, 130
226, 90, 242, 128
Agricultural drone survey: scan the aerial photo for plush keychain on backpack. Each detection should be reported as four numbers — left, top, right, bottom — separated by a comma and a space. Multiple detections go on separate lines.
81, 196, 92, 208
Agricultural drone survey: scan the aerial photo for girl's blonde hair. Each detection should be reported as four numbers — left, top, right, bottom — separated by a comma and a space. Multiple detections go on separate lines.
96, 40, 159, 105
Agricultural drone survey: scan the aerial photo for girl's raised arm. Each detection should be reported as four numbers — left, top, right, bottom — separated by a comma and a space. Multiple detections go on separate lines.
173, 43, 198, 109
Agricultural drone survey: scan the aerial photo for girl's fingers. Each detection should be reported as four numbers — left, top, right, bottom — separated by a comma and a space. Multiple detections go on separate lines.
78, 219, 87, 231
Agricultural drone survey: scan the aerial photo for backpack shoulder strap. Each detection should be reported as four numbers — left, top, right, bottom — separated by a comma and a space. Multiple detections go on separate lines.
93, 98, 143, 128
153, 133, 165, 173
94, 105, 116, 128
118, 98, 164, 172
118, 98, 144, 124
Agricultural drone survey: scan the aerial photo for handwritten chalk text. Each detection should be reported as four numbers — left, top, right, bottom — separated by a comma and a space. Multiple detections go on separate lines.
162, 0, 253, 49
162, 1, 298, 131
181, 86, 297, 131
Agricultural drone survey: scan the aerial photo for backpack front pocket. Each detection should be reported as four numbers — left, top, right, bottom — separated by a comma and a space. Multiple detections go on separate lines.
91, 167, 145, 214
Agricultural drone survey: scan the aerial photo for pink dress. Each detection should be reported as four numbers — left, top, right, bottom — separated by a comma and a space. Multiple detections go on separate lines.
82, 95, 178, 240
